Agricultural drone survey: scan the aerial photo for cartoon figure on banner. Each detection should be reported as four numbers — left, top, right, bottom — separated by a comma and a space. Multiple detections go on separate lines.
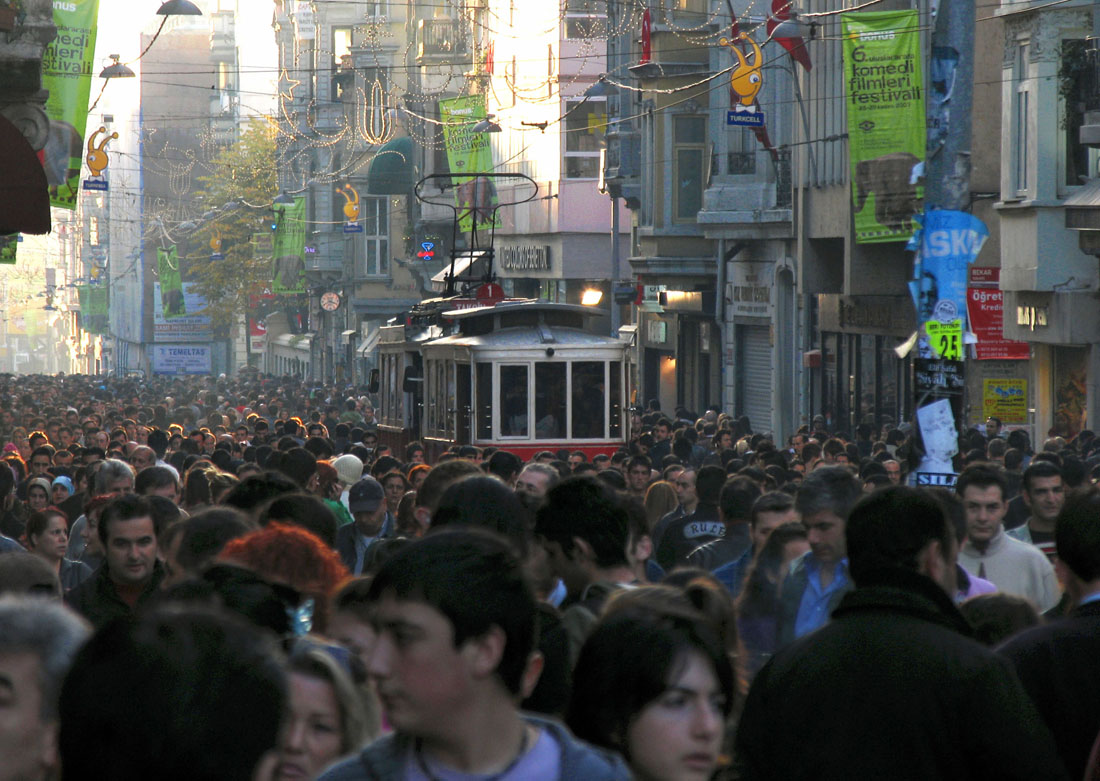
720, 33, 763, 113
83, 126, 116, 191
339, 184, 363, 233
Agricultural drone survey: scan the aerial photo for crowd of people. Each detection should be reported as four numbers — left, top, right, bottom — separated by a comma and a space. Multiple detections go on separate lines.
0, 372, 1098, 780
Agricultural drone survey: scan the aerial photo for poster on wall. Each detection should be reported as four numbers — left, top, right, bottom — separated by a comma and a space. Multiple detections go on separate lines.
153, 283, 212, 342
842, 9, 924, 243
983, 379, 1027, 425
1053, 347, 1087, 439
966, 288, 1030, 360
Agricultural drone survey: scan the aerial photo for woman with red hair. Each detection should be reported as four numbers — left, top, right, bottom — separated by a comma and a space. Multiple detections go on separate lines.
219, 522, 349, 634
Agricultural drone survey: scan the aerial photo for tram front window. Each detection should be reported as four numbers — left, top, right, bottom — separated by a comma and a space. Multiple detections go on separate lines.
535, 363, 566, 439
500, 365, 529, 437
571, 361, 605, 439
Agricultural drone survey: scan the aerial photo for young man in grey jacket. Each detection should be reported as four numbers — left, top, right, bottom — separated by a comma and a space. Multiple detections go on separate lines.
319, 529, 630, 781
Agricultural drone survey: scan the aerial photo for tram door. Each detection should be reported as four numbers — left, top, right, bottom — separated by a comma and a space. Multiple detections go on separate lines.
456, 363, 471, 446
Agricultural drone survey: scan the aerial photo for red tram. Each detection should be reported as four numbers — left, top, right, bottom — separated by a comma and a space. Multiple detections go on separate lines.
373, 298, 631, 462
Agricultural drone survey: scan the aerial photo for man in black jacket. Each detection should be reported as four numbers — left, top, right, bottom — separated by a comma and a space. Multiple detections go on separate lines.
65, 495, 163, 629
735, 486, 1067, 781
999, 486, 1100, 779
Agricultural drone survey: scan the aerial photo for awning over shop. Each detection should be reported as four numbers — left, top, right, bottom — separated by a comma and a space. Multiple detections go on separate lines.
430, 250, 490, 291
367, 136, 415, 195
0, 115, 50, 235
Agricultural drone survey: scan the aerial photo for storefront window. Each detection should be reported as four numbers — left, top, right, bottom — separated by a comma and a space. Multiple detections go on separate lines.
500, 365, 529, 437
571, 362, 606, 439
535, 363, 566, 439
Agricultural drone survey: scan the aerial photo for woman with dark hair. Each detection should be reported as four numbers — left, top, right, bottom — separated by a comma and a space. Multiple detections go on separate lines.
25, 508, 92, 593
567, 603, 735, 781
735, 522, 810, 680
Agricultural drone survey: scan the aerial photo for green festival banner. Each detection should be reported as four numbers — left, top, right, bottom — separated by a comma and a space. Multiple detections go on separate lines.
272, 196, 306, 294
157, 245, 186, 318
78, 285, 108, 334
41, 0, 101, 210
842, 10, 924, 243
439, 95, 500, 233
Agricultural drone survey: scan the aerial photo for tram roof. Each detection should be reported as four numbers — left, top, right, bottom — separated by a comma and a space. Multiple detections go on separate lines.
440, 301, 598, 320
425, 324, 628, 350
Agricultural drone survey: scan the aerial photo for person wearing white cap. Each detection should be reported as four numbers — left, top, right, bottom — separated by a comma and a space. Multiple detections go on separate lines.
332, 454, 364, 516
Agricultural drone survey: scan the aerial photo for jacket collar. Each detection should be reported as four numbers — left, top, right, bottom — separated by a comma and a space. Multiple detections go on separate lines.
832, 566, 974, 638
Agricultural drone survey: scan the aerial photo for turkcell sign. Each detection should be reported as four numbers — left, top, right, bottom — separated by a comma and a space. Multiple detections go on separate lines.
727, 110, 765, 127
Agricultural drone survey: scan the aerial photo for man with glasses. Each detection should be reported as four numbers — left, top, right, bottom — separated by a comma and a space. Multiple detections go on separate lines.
883, 459, 903, 485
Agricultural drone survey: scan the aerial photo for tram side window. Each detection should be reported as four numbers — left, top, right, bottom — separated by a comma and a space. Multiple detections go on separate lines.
476, 363, 493, 439
500, 365, 528, 437
609, 360, 622, 438
571, 361, 605, 439
535, 362, 566, 440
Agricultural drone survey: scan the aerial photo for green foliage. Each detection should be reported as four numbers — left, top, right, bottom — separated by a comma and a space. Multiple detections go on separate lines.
186, 117, 279, 331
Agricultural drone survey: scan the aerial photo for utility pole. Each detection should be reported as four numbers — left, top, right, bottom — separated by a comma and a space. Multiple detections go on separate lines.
925, 0, 974, 211
911, 0, 979, 487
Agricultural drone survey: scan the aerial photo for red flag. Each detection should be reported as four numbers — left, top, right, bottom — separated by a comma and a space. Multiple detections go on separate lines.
641, 8, 651, 64
766, 0, 812, 72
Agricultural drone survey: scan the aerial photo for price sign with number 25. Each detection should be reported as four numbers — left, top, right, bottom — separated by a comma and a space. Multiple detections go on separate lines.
925, 320, 963, 360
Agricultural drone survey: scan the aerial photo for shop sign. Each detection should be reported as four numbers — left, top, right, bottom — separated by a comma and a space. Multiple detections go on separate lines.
152, 345, 212, 376
647, 319, 668, 345
499, 245, 551, 272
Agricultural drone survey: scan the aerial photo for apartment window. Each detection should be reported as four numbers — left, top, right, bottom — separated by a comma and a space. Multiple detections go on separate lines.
1061, 39, 1090, 190
333, 27, 353, 68
564, 97, 606, 179
565, 0, 607, 39
1013, 41, 1030, 195
673, 115, 706, 221
362, 196, 389, 277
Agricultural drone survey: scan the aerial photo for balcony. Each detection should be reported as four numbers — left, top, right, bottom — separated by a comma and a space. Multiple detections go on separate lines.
417, 18, 467, 62
697, 151, 793, 239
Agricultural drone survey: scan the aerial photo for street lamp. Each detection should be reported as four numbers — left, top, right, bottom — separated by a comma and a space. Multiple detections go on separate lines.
157, 0, 203, 14
98, 55, 135, 79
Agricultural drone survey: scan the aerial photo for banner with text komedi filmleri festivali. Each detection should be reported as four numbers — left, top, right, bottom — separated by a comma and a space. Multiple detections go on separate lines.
842, 10, 924, 244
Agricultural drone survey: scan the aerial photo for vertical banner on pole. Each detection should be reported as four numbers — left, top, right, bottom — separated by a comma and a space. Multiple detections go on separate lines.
842, 10, 924, 243
40, 0, 101, 210
439, 95, 500, 233
157, 245, 187, 318
272, 196, 306, 294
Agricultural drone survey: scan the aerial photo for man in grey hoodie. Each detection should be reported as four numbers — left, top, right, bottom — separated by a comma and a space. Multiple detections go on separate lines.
319, 529, 630, 781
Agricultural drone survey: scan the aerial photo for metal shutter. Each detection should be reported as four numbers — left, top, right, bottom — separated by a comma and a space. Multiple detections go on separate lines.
740, 324, 773, 436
